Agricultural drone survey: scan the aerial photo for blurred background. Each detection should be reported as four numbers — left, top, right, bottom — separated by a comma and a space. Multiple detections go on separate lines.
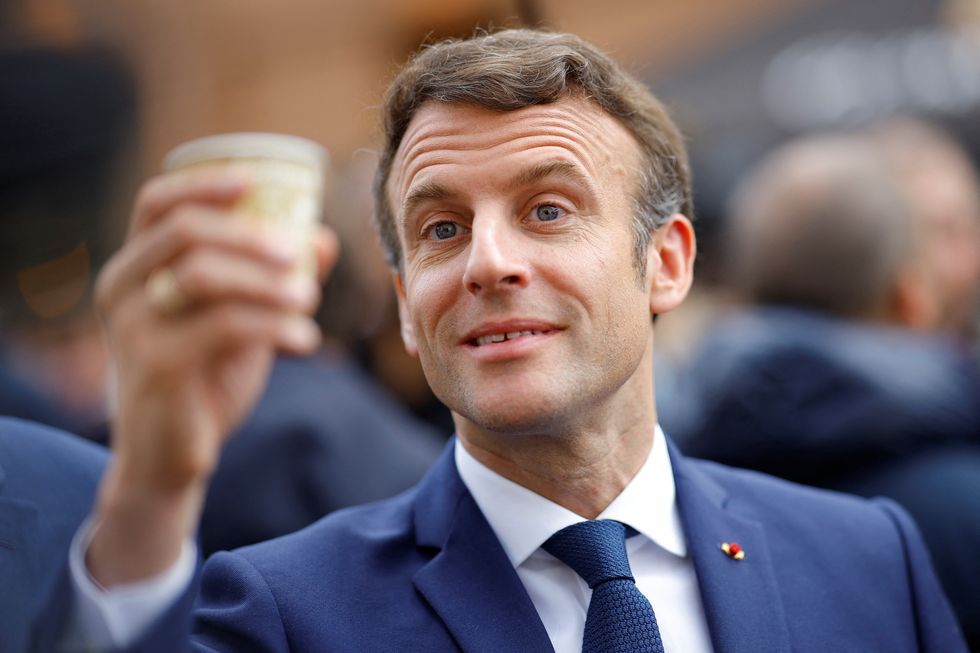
2, 0, 979, 646
3, 0, 978, 417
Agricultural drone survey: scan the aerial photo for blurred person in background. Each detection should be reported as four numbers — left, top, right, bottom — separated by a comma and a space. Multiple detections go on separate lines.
865, 119, 980, 350
666, 132, 980, 647
0, 46, 138, 445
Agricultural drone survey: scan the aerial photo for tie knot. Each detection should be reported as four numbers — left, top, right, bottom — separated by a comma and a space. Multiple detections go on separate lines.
543, 519, 634, 588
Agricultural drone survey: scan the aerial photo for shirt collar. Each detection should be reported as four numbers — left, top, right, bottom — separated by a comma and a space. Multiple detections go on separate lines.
455, 426, 687, 569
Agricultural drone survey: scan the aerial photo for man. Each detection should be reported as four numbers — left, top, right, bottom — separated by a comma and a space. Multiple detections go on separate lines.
34, 30, 965, 652
0, 417, 106, 653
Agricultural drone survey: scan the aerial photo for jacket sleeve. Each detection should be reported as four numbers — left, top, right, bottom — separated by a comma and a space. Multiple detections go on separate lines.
124, 551, 289, 652
186, 551, 291, 651
27, 558, 197, 653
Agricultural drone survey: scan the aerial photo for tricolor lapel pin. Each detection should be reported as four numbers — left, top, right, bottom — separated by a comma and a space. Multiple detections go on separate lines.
721, 542, 746, 561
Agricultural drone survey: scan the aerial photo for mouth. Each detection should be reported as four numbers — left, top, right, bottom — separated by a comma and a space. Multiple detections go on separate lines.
471, 329, 548, 347
462, 321, 560, 350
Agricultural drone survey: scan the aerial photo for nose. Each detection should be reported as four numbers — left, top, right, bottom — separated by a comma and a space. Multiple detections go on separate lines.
462, 215, 530, 295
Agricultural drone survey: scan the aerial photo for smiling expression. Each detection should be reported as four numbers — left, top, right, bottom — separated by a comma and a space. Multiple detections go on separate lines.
389, 96, 669, 438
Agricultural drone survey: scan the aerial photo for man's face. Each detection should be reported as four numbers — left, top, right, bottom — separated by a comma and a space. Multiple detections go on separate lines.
388, 96, 678, 436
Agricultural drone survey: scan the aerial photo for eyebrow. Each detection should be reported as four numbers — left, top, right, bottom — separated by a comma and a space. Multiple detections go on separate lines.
510, 160, 592, 190
400, 160, 593, 219
402, 181, 451, 219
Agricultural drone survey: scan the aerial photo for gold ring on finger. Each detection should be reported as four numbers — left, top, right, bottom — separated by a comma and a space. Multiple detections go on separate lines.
145, 267, 188, 316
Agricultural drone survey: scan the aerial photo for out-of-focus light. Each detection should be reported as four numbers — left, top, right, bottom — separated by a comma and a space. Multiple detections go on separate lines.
762, 27, 980, 130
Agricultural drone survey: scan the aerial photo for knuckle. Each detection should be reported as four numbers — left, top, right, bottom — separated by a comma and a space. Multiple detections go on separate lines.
175, 254, 214, 298
215, 305, 281, 347
134, 175, 177, 217
167, 209, 199, 243
134, 180, 162, 212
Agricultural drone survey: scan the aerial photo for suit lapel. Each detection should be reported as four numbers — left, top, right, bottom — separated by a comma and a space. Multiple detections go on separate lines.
411, 441, 554, 653
669, 441, 791, 652
408, 438, 793, 652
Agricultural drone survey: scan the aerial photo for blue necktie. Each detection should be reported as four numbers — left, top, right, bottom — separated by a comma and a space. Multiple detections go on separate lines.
543, 519, 665, 653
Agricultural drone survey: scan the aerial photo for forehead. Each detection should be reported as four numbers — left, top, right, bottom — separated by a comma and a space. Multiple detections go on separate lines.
387, 96, 644, 213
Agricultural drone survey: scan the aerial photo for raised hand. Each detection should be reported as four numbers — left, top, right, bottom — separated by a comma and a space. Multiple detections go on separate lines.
87, 169, 337, 586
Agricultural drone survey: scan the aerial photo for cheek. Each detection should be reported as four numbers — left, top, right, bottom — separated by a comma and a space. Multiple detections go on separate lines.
543, 238, 641, 328
575, 221, 641, 294
405, 267, 460, 348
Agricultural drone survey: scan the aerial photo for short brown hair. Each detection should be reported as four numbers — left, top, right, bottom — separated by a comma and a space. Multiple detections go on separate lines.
726, 135, 914, 319
374, 29, 692, 273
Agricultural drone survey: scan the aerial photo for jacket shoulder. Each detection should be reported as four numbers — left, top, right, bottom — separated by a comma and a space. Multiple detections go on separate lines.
196, 489, 455, 646
693, 454, 896, 516
208, 489, 424, 595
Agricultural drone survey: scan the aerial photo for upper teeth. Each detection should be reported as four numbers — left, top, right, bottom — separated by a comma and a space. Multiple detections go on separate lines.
475, 330, 543, 346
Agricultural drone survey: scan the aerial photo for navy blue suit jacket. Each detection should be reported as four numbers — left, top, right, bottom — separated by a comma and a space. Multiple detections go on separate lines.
0, 418, 106, 653
35, 439, 965, 652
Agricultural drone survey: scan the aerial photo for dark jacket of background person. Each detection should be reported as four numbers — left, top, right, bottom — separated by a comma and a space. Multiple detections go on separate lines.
0, 417, 107, 653
199, 353, 444, 556
667, 307, 980, 482
666, 306, 980, 646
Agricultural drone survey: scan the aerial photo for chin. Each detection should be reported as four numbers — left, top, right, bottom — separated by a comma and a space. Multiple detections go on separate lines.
453, 390, 574, 436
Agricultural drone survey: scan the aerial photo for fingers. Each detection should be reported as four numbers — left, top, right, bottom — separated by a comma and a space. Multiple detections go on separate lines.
192, 304, 321, 356
97, 205, 303, 311
129, 168, 250, 236
169, 303, 321, 364
98, 169, 337, 365
167, 248, 320, 313
114, 294, 321, 382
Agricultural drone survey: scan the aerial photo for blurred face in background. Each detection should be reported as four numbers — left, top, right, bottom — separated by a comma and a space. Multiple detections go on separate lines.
905, 149, 980, 341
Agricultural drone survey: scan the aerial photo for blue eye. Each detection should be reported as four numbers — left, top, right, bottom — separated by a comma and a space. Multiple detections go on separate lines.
429, 222, 459, 240
534, 204, 563, 222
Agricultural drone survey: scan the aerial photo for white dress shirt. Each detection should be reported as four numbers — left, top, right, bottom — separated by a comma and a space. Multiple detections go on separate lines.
455, 427, 714, 653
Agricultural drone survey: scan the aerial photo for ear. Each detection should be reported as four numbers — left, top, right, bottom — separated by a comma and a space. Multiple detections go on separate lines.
647, 214, 696, 315
393, 273, 419, 357
889, 265, 939, 330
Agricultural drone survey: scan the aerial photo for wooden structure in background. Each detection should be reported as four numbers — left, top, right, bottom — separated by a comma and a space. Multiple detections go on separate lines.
13, 0, 811, 177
